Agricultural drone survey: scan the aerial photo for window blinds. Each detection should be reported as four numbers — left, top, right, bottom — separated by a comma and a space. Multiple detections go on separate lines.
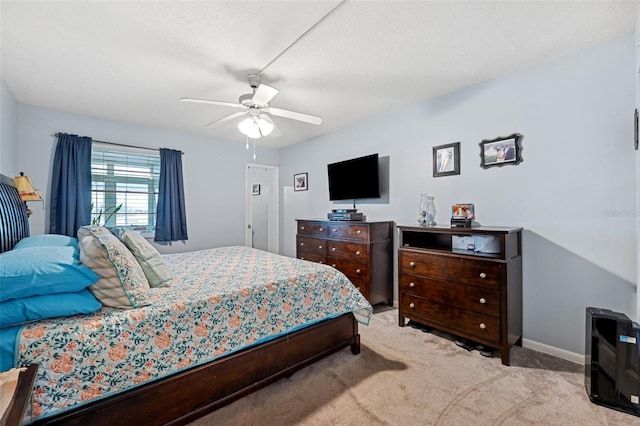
90, 149, 160, 229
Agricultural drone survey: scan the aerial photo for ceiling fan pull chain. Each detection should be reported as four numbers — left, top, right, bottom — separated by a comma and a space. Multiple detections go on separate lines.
245, 135, 249, 150
253, 138, 256, 160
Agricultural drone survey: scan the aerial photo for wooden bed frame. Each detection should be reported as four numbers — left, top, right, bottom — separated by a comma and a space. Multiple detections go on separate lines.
0, 175, 361, 425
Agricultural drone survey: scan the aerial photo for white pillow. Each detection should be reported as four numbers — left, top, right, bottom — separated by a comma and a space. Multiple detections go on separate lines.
118, 229, 174, 287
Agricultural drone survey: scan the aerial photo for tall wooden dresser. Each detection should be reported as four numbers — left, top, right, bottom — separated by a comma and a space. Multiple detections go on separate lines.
296, 219, 394, 307
397, 225, 522, 365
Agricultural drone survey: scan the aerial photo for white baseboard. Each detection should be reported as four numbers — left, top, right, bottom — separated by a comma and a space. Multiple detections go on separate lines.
521, 338, 584, 365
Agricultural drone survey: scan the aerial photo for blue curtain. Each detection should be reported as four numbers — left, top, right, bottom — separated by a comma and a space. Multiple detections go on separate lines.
155, 148, 188, 242
49, 133, 92, 237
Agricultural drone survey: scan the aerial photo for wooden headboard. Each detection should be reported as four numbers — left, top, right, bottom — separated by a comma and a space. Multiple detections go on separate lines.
0, 174, 30, 253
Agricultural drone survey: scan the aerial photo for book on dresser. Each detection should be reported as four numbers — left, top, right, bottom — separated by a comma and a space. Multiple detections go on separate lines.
296, 219, 394, 307
397, 225, 523, 366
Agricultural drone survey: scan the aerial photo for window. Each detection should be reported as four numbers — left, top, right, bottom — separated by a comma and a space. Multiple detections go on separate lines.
90, 147, 160, 231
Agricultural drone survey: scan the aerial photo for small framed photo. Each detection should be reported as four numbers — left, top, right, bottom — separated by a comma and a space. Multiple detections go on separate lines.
294, 172, 308, 191
452, 203, 474, 219
432, 142, 460, 177
634, 108, 638, 150
252, 184, 260, 196
480, 133, 523, 169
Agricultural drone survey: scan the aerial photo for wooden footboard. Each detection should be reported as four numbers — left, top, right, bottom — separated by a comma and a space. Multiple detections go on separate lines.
34, 313, 360, 425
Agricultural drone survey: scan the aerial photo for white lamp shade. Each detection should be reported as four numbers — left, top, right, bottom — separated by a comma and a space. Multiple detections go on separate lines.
238, 115, 274, 138
256, 117, 274, 136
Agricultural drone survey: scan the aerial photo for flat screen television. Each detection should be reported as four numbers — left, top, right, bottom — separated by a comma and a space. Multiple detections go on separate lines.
327, 153, 380, 201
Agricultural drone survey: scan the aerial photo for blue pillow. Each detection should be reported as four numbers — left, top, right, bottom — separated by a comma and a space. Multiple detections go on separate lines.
0, 325, 21, 371
13, 234, 79, 251
0, 289, 101, 328
0, 246, 99, 302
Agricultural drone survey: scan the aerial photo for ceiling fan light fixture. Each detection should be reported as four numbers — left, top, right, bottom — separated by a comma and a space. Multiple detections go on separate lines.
238, 115, 274, 139
257, 116, 274, 135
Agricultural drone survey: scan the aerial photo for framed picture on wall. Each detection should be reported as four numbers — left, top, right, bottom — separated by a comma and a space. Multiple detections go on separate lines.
252, 184, 260, 195
479, 133, 523, 169
294, 173, 308, 191
432, 142, 460, 177
634, 108, 638, 150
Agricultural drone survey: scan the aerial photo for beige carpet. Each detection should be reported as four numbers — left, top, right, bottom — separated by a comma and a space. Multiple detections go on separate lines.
190, 308, 636, 425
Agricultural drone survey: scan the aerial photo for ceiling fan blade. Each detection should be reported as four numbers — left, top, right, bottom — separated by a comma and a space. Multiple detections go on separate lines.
251, 84, 279, 106
267, 107, 322, 125
180, 98, 244, 109
204, 111, 246, 128
261, 114, 283, 137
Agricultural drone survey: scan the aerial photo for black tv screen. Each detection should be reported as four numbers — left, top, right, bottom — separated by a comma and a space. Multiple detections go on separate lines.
327, 153, 380, 201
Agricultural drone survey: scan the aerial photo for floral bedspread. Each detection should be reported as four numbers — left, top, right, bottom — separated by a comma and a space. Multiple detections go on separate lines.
16, 246, 372, 420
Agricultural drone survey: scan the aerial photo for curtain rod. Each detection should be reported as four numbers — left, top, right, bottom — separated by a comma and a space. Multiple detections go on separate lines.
53, 133, 184, 155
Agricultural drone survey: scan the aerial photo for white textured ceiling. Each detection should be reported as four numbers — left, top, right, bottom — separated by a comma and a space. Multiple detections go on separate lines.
1, 1, 637, 149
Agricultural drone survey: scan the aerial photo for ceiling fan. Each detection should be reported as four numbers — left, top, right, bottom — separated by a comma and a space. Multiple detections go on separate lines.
180, 74, 322, 139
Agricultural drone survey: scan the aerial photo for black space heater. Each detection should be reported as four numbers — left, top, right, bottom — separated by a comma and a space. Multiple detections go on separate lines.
585, 307, 640, 416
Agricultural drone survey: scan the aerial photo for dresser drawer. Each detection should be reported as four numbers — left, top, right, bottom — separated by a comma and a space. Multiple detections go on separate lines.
327, 241, 368, 262
297, 221, 329, 237
400, 274, 500, 317
329, 257, 369, 281
297, 252, 326, 264
400, 251, 501, 289
297, 236, 327, 256
346, 275, 369, 296
327, 223, 369, 241
401, 295, 500, 344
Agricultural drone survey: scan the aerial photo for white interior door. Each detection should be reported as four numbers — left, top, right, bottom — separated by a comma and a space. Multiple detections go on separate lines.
245, 164, 279, 253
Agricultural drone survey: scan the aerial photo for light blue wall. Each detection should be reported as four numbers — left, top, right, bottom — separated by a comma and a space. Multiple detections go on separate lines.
0, 78, 19, 175
279, 34, 636, 357
16, 104, 279, 253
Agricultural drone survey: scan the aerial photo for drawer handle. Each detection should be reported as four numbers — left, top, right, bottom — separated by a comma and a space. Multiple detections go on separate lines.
479, 272, 487, 279
300, 257, 305, 260
409, 282, 416, 288
319, 227, 323, 231
409, 303, 415, 309
300, 226, 305, 230
300, 242, 305, 246
479, 323, 486, 330
331, 264, 336, 268
319, 261, 323, 264
356, 230, 361, 234
409, 261, 416, 268
318, 245, 323, 249
331, 247, 336, 251
332, 228, 337, 232
479, 298, 486, 304
355, 250, 361, 256
356, 269, 361, 274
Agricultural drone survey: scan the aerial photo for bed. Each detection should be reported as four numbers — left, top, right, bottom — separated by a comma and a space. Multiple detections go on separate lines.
0, 174, 372, 425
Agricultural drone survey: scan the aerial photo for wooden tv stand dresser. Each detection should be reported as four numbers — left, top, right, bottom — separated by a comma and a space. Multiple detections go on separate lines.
397, 225, 522, 365
296, 219, 394, 307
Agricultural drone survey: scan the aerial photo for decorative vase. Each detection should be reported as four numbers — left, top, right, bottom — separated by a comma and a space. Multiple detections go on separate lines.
418, 194, 428, 226
418, 194, 437, 227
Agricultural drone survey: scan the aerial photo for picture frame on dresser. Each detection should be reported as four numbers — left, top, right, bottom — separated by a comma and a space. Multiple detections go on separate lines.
432, 142, 460, 177
294, 173, 308, 191
479, 133, 523, 169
